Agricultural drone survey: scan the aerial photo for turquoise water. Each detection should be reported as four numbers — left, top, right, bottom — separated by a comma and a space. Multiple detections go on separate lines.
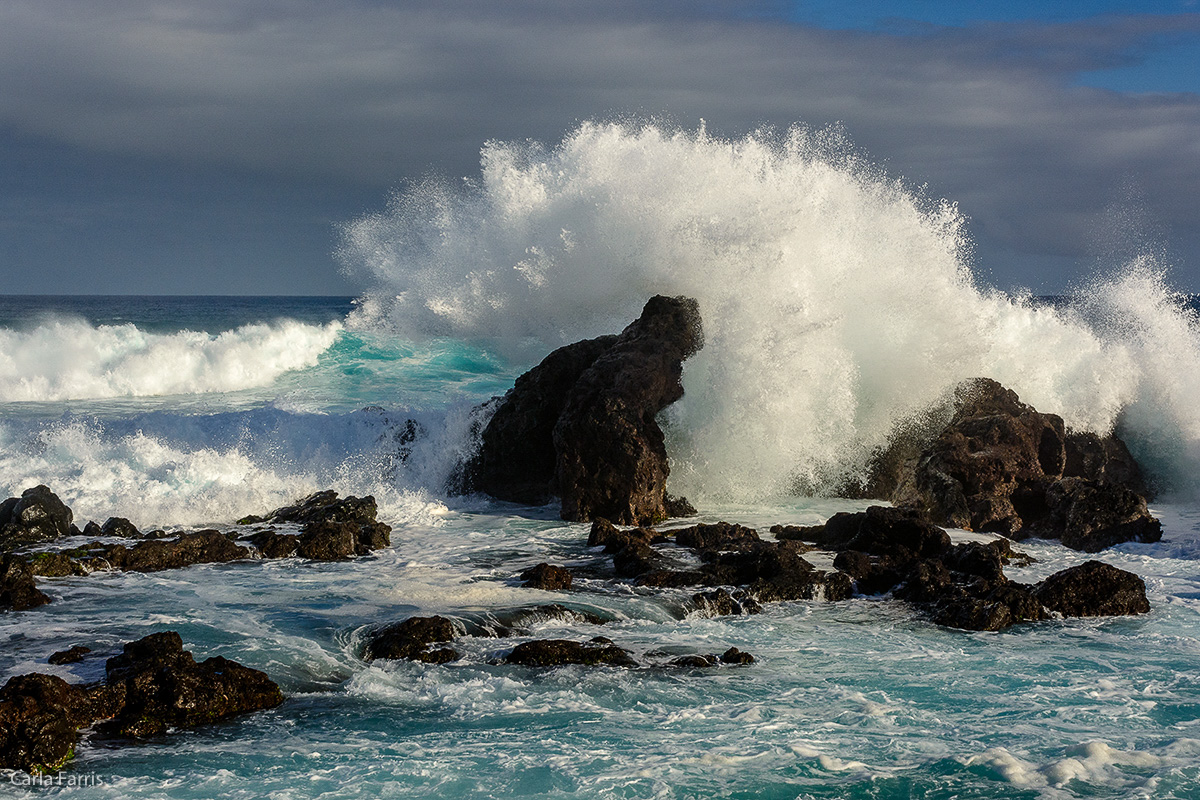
1, 297, 1199, 799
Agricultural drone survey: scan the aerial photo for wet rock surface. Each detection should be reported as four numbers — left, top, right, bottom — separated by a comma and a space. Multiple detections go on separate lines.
0, 632, 282, 772
17, 490, 394, 586
47, 646, 91, 665
362, 616, 461, 663
503, 639, 638, 668
779, 504, 1150, 631
241, 491, 392, 560
99, 631, 284, 737
0, 486, 74, 551
882, 378, 1159, 551
519, 562, 574, 591
1, 555, 50, 612
469, 295, 703, 525
1033, 560, 1151, 617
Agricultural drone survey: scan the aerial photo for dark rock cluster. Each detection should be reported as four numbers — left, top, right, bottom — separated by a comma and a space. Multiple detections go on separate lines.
468, 295, 703, 525
577, 506, 1151, 633
0, 489, 394, 612
359, 612, 755, 671
883, 378, 1160, 552
0, 632, 282, 773
242, 490, 392, 560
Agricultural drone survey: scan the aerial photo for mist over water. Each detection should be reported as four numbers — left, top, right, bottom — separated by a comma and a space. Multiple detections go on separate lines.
339, 121, 1200, 501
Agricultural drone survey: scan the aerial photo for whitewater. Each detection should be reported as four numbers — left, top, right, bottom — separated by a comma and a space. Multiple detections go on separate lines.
2, 122, 1199, 799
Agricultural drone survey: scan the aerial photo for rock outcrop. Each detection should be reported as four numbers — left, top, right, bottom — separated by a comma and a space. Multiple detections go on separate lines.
884, 378, 1159, 551
519, 563, 573, 591
99, 631, 284, 737
0, 632, 282, 773
469, 296, 703, 525
0, 486, 73, 551
1, 555, 49, 612
240, 491, 392, 559
21, 490, 394, 580
1033, 560, 1151, 617
595, 517, 851, 603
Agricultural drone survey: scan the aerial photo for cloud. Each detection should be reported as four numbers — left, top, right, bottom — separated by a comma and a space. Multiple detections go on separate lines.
1, 0, 1198, 287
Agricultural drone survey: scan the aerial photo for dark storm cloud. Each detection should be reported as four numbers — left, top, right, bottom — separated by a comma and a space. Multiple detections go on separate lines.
1, 0, 1198, 290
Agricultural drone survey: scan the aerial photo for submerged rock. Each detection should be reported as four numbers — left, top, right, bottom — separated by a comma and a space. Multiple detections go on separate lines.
362, 616, 460, 663
504, 639, 638, 668
469, 296, 703, 525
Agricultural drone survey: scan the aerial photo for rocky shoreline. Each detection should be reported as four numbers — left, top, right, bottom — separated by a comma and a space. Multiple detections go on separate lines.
0, 295, 1167, 774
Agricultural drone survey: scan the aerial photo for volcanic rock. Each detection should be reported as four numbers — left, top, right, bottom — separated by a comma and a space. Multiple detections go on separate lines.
1, 632, 282, 772
882, 378, 1158, 550
471, 336, 619, 504
519, 562, 573, 591
0, 486, 73, 551
1033, 560, 1150, 617
240, 491, 391, 557
0, 674, 106, 773
362, 616, 460, 663
100, 517, 140, 538
99, 631, 284, 737
0, 555, 49, 612
47, 647, 91, 666
91, 530, 251, 572
470, 296, 703, 525
504, 639, 638, 668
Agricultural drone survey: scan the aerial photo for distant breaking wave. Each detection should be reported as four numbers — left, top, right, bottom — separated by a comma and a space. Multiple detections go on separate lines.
0, 318, 342, 401
340, 120, 1200, 500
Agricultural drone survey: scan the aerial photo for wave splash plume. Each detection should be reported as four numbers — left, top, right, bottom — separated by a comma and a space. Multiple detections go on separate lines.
340, 121, 1200, 501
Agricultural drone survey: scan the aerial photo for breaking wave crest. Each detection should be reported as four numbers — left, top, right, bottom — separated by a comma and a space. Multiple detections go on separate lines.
339, 121, 1200, 501
0, 318, 342, 401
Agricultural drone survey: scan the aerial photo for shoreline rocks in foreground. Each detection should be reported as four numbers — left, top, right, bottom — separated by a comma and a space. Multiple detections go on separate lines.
0, 632, 282, 774
0, 488, 392, 612
466, 295, 703, 525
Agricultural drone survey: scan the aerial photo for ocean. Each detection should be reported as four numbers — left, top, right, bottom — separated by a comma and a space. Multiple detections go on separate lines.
3, 123, 1200, 798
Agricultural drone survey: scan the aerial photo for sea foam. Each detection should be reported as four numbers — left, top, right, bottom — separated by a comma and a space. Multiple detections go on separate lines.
339, 121, 1200, 501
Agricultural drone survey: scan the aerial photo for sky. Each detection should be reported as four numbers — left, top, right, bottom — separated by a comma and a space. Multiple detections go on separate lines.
0, 0, 1198, 295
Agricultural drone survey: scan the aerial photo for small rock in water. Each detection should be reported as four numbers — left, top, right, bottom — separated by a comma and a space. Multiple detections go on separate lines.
363, 616, 460, 663
519, 563, 573, 591
504, 639, 638, 668
47, 646, 91, 665
1033, 560, 1150, 617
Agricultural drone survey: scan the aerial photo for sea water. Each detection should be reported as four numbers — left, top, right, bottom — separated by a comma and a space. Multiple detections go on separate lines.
2, 123, 1200, 799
